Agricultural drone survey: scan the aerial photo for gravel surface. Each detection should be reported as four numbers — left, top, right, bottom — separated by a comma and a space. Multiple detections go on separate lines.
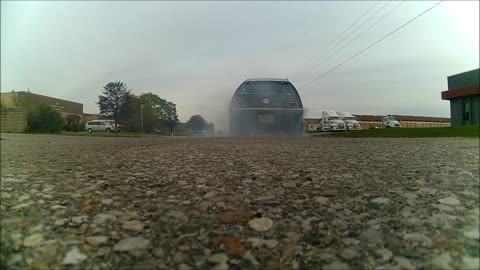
1, 134, 479, 270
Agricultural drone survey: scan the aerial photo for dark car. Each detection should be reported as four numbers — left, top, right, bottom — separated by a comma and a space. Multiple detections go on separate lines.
229, 78, 304, 136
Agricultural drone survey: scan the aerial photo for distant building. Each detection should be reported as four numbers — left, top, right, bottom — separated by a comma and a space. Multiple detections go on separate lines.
304, 118, 322, 132
1, 91, 83, 118
441, 68, 480, 126
82, 113, 101, 123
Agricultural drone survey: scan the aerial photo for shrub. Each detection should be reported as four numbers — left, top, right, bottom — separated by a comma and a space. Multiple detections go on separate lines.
64, 114, 82, 132
78, 122, 86, 132
26, 103, 64, 133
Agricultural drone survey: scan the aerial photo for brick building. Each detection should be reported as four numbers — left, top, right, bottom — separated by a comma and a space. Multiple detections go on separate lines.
1, 91, 83, 118
441, 68, 480, 126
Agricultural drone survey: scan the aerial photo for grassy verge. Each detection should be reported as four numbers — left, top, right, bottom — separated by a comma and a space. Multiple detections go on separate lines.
60, 132, 143, 137
313, 126, 479, 138
16, 131, 184, 138
60, 131, 192, 137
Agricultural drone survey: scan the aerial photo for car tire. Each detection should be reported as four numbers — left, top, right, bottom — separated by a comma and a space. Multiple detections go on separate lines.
106, 128, 111, 132
87, 128, 93, 133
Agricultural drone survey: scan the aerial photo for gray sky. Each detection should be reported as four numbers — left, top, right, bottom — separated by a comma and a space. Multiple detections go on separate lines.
2, 1, 479, 130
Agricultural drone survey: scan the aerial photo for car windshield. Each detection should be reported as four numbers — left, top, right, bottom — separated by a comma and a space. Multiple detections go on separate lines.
330, 116, 342, 120
386, 116, 398, 121
237, 81, 296, 95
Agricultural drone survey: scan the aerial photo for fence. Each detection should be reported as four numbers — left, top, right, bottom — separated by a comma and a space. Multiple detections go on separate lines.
400, 121, 451, 128
0, 108, 27, 133
360, 121, 450, 129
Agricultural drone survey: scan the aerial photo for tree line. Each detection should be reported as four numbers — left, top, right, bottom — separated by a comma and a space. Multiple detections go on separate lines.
2, 81, 215, 134
97, 81, 214, 134
98, 81, 179, 133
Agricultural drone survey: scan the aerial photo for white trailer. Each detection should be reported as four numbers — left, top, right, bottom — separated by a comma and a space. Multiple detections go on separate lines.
320, 111, 346, 132
337, 112, 361, 131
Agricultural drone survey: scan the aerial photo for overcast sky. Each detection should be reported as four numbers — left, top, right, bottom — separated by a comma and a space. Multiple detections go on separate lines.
2, 1, 479, 130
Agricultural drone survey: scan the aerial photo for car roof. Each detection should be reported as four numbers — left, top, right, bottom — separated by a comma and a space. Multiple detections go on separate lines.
244, 78, 290, 82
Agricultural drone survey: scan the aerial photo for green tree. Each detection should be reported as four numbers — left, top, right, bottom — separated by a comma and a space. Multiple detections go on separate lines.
165, 102, 179, 135
187, 114, 208, 132
118, 93, 136, 125
98, 81, 130, 135
120, 93, 179, 133
26, 103, 64, 133
64, 114, 81, 132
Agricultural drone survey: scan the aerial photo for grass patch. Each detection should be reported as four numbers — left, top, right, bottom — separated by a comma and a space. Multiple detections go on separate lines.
60, 131, 192, 137
11, 131, 193, 137
314, 126, 479, 138
60, 131, 143, 137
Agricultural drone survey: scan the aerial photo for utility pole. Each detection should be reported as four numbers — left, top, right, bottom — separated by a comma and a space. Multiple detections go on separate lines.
170, 115, 175, 136
140, 104, 144, 136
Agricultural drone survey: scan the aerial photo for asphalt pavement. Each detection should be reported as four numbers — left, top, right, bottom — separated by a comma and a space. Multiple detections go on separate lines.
1, 134, 479, 270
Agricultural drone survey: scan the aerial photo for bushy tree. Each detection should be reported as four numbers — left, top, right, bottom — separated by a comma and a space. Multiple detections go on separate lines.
165, 103, 179, 133
64, 114, 81, 132
26, 104, 64, 133
187, 114, 208, 132
118, 93, 136, 125
118, 92, 179, 133
164, 102, 179, 135
98, 81, 130, 135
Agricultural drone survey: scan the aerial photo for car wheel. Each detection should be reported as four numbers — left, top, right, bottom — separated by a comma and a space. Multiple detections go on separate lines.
87, 128, 93, 133
106, 128, 111, 132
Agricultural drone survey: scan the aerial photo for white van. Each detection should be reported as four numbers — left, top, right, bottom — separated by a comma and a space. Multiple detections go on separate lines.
85, 120, 116, 133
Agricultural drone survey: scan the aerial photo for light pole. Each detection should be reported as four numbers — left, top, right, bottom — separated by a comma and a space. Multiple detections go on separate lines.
140, 104, 144, 136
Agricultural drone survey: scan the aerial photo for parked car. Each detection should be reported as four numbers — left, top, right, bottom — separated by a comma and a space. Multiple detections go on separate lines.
229, 78, 304, 136
85, 120, 117, 133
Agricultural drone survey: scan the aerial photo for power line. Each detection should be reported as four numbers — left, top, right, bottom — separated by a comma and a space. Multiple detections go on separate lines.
301, 0, 392, 73
300, 0, 393, 74
300, 1, 444, 89
312, 1, 405, 72
292, 1, 381, 74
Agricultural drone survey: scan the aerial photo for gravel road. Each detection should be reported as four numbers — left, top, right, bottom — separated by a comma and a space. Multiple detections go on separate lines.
1, 134, 479, 270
